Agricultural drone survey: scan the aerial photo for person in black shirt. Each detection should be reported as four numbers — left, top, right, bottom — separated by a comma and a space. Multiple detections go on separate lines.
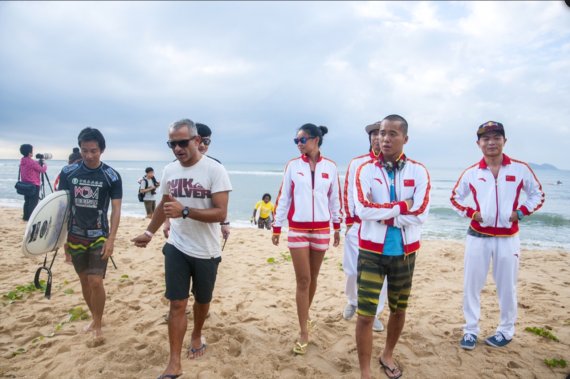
58, 127, 122, 344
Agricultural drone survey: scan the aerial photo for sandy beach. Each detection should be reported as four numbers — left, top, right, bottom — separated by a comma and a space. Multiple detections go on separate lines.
0, 207, 568, 379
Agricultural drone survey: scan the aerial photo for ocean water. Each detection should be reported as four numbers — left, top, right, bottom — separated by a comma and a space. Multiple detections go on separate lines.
1, 159, 568, 251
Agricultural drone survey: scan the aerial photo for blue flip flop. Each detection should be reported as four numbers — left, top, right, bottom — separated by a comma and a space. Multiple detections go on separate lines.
188, 343, 207, 359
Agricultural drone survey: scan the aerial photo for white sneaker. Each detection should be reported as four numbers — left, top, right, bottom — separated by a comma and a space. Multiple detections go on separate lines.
343, 303, 357, 320
373, 317, 384, 332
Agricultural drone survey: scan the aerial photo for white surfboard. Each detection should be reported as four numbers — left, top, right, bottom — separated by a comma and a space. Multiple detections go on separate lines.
22, 190, 70, 257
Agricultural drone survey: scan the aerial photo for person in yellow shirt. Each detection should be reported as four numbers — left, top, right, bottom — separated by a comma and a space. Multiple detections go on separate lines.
251, 193, 274, 230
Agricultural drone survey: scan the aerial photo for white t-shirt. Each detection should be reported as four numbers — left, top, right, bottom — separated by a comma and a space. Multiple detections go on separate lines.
139, 176, 158, 201
160, 156, 232, 259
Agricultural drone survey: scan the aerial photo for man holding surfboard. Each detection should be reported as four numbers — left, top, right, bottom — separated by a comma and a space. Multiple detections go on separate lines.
132, 119, 232, 379
57, 127, 122, 345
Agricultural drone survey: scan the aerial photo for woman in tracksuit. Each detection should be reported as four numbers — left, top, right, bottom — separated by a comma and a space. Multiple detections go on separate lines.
272, 123, 342, 355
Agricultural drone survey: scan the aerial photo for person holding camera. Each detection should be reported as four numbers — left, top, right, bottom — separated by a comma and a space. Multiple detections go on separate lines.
18, 144, 47, 221
140, 167, 160, 218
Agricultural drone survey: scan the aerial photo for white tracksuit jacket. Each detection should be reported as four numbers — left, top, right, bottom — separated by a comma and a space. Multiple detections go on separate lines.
450, 154, 544, 235
343, 151, 378, 227
354, 156, 431, 255
273, 154, 342, 234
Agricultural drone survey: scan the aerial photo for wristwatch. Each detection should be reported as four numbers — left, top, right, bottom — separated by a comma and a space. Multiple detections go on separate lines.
182, 207, 190, 219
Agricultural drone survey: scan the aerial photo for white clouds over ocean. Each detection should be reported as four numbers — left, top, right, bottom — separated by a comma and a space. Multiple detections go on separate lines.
0, 1, 568, 168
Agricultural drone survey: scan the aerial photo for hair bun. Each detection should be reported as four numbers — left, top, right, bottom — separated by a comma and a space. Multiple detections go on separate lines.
318, 126, 328, 136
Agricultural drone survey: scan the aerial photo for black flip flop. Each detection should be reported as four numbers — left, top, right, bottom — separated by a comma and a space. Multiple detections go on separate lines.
378, 357, 402, 379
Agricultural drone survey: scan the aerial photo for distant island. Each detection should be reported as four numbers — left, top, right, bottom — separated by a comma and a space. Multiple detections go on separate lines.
529, 162, 559, 170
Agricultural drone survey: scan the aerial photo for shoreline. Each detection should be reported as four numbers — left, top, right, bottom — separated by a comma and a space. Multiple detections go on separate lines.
1, 208, 569, 378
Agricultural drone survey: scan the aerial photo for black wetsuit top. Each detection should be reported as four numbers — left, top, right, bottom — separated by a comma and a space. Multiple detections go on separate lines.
58, 161, 122, 239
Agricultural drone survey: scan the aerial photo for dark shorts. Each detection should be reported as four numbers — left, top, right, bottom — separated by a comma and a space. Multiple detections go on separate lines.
163, 243, 221, 303
68, 235, 108, 278
144, 200, 156, 215
257, 217, 271, 230
357, 250, 416, 316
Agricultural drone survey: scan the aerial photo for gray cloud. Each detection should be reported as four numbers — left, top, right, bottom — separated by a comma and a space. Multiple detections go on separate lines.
0, 1, 568, 169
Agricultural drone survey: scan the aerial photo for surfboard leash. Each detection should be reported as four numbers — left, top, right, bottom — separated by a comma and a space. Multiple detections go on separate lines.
34, 249, 59, 299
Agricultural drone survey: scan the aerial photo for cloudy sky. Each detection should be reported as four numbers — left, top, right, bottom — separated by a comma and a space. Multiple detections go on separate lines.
1, 1, 569, 169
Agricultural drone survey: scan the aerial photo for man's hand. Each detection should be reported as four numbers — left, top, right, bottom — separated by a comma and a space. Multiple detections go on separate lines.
101, 237, 115, 260
221, 225, 230, 239
345, 225, 352, 235
132, 233, 152, 248
163, 196, 184, 218
272, 234, 280, 246
473, 212, 483, 222
509, 211, 518, 223
333, 231, 340, 247
405, 198, 414, 210
163, 219, 171, 238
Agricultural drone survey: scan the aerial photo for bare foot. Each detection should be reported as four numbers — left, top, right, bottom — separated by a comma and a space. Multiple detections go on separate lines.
187, 336, 207, 359
82, 320, 105, 333
86, 330, 105, 348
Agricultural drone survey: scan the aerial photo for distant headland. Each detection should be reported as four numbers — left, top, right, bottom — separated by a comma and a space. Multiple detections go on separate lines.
529, 162, 559, 170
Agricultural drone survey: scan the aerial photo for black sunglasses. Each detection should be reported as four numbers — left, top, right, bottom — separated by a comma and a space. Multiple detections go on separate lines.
293, 136, 315, 145
166, 136, 198, 149
200, 137, 211, 146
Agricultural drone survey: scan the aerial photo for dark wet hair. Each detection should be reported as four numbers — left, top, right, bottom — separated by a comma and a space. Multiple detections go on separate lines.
298, 123, 328, 147
196, 123, 212, 138
145, 167, 154, 173
78, 127, 106, 152
262, 193, 271, 200
19, 144, 33, 157
382, 114, 408, 136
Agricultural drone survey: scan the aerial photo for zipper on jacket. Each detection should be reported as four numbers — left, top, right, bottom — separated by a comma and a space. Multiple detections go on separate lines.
395, 169, 408, 252
495, 173, 499, 235
311, 169, 315, 224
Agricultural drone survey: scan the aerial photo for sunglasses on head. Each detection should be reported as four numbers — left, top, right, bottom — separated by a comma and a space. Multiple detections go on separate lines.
293, 136, 315, 145
200, 137, 211, 146
166, 136, 198, 149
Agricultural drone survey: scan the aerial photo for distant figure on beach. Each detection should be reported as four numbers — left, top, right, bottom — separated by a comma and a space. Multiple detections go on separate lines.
342, 121, 387, 332
57, 128, 122, 345
18, 144, 47, 221
451, 121, 544, 351
55, 147, 83, 190
251, 193, 274, 230
139, 167, 160, 218
196, 123, 230, 240
272, 123, 342, 355
353, 115, 430, 379
132, 118, 231, 379
55, 147, 84, 265
68, 147, 82, 164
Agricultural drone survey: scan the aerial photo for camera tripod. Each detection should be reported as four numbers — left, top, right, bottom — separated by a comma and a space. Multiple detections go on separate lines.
38, 160, 53, 200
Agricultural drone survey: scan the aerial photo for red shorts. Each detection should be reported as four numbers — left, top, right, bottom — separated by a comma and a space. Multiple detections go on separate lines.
287, 229, 330, 252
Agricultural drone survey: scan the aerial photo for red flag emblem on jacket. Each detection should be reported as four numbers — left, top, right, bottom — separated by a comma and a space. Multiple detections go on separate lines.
404, 179, 415, 187
506, 175, 516, 182
322, 173, 329, 179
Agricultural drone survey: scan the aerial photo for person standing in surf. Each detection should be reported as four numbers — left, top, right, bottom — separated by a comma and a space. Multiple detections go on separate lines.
132, 119, 231, 379
57, 127, 122, 345
272, 123, 342, 355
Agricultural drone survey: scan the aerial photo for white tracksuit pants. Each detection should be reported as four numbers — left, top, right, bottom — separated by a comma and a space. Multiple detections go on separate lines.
343, 222, 387, 317
463, 234, 520, 340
